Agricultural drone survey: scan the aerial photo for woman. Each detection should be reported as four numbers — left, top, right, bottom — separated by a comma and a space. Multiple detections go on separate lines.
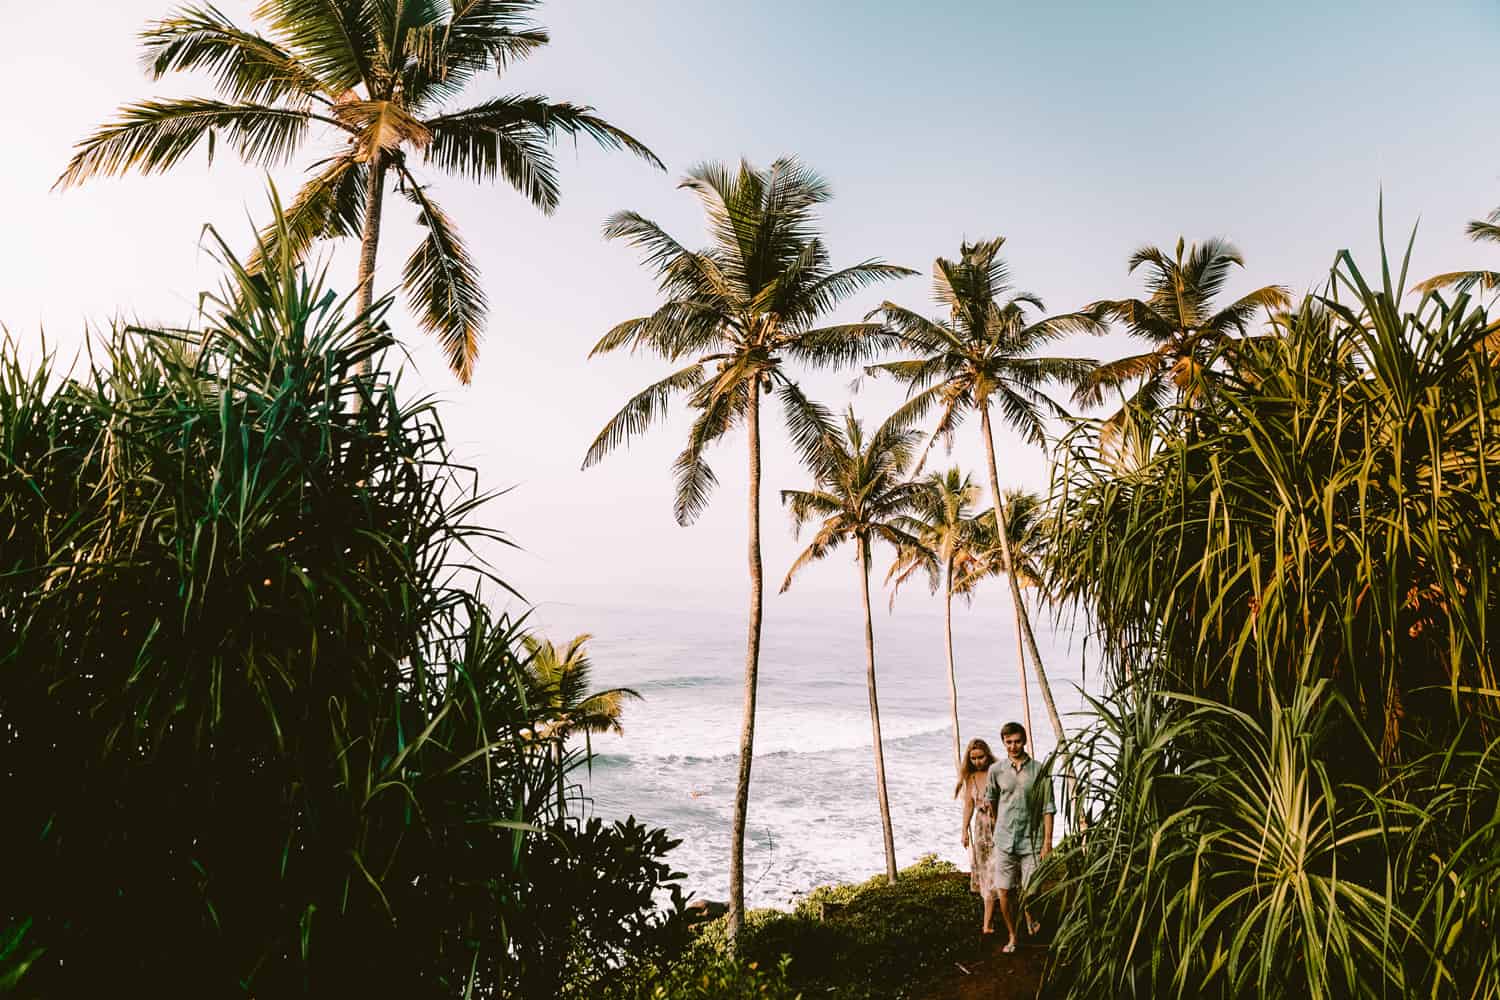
957, 737, 1001, 934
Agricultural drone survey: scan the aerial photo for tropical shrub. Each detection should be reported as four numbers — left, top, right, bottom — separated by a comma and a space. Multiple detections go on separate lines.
515, 817, 690, 998
606, 952, 801, 1000
0, 217, 682, 997
1039, 230, 1500, 998
663, 856, 979, 1000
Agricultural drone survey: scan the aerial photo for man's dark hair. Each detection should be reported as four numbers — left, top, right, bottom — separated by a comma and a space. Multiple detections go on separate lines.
1000, 722, 1027, 741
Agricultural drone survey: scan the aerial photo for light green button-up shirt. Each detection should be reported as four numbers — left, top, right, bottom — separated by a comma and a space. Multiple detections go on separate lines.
985, 753, 1055, 855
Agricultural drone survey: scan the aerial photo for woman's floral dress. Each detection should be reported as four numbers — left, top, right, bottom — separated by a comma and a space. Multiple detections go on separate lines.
962, 772, 1000, 898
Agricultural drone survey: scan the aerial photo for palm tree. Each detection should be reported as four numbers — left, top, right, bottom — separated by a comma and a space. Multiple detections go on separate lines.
520, 633, 639, 822
1414, 206, 1500, 315
56, 0, 661, 383
1073, 238, 1290, 435
886, 467, 987, 772
780, 408, 926, 884
870, 237, 1097, 752
582, 157, 912, 937
957, 488, 1050, 740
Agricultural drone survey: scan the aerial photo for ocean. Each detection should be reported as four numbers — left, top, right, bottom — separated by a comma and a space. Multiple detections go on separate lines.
530, 597, 1089, 910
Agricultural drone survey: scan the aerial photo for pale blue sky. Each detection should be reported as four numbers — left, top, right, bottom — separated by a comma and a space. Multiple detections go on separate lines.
3, 0, 1499, 612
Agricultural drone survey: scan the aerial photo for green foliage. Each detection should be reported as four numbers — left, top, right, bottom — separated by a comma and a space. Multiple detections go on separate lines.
0, 220, 683, 997
516, 817, 691, 998
607, 953, 801, 1000
648, 856, 978, 1000
1041, 227, 1500, 999
1038, 683, 1415, 998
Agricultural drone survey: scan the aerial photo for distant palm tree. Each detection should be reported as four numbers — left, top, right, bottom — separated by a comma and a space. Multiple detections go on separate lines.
583, 157, 912, 936
520, 633, 639, 822
780, 408, 926, 885
1414, 206, 1500, 314
57, 0, 661, 383
886, 467, 987, 771
871, 237, 1097, 752
957, 488, 1050, 740
1073, 238, 1290, 443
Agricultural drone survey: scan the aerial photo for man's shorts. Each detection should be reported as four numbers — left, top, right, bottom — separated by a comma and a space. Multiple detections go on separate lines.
995, 849, 1036, 890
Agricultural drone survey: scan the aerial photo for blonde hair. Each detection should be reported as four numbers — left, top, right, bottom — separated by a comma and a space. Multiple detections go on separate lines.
954, 737, 996, 797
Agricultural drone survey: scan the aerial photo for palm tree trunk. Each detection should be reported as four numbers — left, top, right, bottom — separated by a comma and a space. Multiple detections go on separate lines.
554, 741, 566, 825
858, 536, 899, 884
943, 553, 961, 773
353, 155, 388, 390
1014, 594, 1034, 739
727, 385, 764, 943
977, 403, 1065, 749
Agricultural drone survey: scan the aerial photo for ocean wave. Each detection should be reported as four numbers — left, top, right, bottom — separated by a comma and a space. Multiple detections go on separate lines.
633, 674, 735, 692
588, 753, 633, 767
606, 718, 954, 764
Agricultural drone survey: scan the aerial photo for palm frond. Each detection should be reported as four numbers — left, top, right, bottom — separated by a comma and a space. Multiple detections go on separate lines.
406, 0, 549, 103
399, 181, 486, 382
790, 261, 916, 324
786, 323, 905, 369
1205, 284, 1294, 336
143, 4, 332, 104
1464, 218, 1500, 245
1072, 350, 1162, 407
582, 363, 704, 468
248, 153, 365, 272
775, 377, 841, 482
55, 99, 321, 188
1088, 298, 1176, 344
424, 97, 660, 211
252, 0, 378, 94
779, 525, 842, 592
1412, 270, 1500, 295
602, 211, 735, 303
670, 378, 747, 526
876, 303, 961, 354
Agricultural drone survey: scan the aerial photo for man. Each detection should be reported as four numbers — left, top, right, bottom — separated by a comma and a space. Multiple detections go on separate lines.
985, 721, 1054, 953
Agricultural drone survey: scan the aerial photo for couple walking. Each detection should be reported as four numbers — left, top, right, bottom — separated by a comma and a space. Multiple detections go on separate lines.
957, 722, 1055, 952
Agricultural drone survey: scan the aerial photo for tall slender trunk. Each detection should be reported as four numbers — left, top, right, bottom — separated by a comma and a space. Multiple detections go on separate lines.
554, 741, 566, 825
943, 553, 961, 773
858, 535, 898, 884
1014, 593, 1034, 739
978, 403, 1065, 748
727, 386, 764, 943
353, 156, 388, 394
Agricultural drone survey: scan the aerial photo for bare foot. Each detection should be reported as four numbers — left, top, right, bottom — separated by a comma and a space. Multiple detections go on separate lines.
1026, 918, 1041, 937
981, 926, 995, 935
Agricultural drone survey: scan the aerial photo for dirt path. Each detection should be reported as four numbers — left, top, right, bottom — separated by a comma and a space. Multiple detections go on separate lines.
918, 933, 1047, 1000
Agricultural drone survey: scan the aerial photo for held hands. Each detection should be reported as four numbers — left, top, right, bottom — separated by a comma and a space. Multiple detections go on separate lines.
961, 829, 969, 848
